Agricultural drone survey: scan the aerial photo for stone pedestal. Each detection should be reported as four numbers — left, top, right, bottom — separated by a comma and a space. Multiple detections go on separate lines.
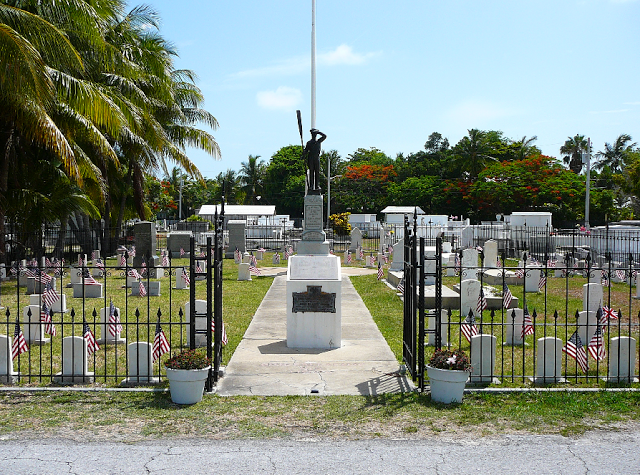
133, 221, 160, 268
298, 194, 330, 255
286, 255, 341, 349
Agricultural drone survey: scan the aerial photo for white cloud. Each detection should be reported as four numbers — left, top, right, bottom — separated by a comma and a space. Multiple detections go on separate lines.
445, 100, 516, 124
231, 45, 378, 79
256, 87, 302, 111
589, 109, 629, 114
318, 44, 379, 66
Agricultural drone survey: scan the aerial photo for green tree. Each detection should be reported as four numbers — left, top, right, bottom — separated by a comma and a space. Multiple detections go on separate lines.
263, 145, 306, 216
451, 129, 499, 180
560, 134, 588, 174
239, 155, 265, 204
595, 134, 636, 174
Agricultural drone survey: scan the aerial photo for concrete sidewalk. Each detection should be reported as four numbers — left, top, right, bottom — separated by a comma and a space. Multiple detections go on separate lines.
217, 272, 413, 396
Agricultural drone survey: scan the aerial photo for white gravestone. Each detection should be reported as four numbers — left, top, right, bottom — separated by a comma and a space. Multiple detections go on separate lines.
535, 337, 564, 384
29, 293, 67, 313
460, 279, 482, 318
237, 263, 251, 281
98, 306, 125, 345
446, 254, 457, 277
22, 305, 49, 345
504, 308, 526, 346
423, 258, 437, 286
72, 282, 102, 298
587, 269, 601, 284
607, 337, 638, 382
470, 334, 497, 384
176, 268, 189, 289
365, 255, 376, 267
577, 310, 598, 350
582, 283, 603, 312
256, 249, 264, 260
427, 310, 449, 346
349, 227, 362, 253
122, 342, 158, 385
185, 299, 209, 347
54, 336, 94, 383
484, 240, 498, 268
0, 335, 19, 383
461, 226, 473, 249
389, 239, 404, 272
523, 268, 541, 293
442, 241, 452, 253
242, 252, 251, 264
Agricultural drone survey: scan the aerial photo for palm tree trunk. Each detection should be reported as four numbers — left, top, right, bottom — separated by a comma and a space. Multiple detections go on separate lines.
0, 126, 15, 264
115, 165, 133, 245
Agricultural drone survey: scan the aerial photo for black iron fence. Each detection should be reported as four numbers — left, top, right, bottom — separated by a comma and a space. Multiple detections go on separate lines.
1, 229, 225, 387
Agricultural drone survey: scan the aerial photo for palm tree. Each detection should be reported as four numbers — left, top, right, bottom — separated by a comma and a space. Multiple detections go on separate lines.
560, 135, 587, 174
595, 134, 636, 174
239, 155, 265, 204
452, 129, 498, 180
513, 135, 539, 160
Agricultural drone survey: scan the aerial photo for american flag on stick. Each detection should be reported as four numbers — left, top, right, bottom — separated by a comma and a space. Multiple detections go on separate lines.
127, 268, 142, 279
396, 276, 405, 294
119, 253, 126, 267
152, 321, 170, 363
108, 300, 123, 337
515, 268, 524, 279
182, 267, 190, 286
138, 280, 146, 297
563, 330, 588, 373
538, 272, 547, 290
82, 268, 100, 285
179, 247, 185, 257
601, 306, 618, 322
83, 318, 99, 357
346, 252, 352, 265
588, 324, 606, 361
522, 307, 534, 338
249, 255, 261, 275
476, 288, 487, 313
502, 282, 513, 309
359, 248, 364, 261
95, 258, 105, 271
211, 318, 228, 346
40, 303, 56, 336
273, 252, 280, 264
377, 262, 384, 281
162, 250, 170, 268
12, 319, 29, 359
284, 247, 291, 260
461, 311, 479, 343
129, 246, 136, 258
43, 281, 59, 309
34, 268, 52, 284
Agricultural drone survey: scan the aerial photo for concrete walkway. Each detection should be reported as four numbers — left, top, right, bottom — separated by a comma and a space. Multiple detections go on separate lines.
217, 270, 413, 396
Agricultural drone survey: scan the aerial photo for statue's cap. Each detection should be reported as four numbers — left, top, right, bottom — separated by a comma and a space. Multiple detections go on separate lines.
310, 128, 318, 134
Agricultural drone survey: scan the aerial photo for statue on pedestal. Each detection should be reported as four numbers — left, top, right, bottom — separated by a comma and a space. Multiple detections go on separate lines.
304, 128, 326, 193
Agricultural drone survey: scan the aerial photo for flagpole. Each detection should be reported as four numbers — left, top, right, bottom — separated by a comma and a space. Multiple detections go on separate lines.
311, 0, 316, 130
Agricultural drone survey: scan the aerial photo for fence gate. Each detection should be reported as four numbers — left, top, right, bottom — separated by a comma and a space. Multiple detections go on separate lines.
189, 203, 224, 392
402, 214, 418, 381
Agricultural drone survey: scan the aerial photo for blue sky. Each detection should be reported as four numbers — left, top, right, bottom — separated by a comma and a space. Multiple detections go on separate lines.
143, 0, 639, 179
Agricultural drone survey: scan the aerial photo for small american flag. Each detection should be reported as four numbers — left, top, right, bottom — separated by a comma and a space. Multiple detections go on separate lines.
34, 268, 52, 284
108, 300, 123, 337
91, 251, 96, 261
601, 306, 618, 321
249, 255, 261, 275
119, 253, 126, 267
522, 308, 534, 338
461, 311, 479, 343
454, 253, 461, 273
43, 281, 59, 309
588, 324, 606, 361
476, 288, 487, 313
563, 331, 588, 373
211, 318, 228, 346
127, 268, 142, 279
547, 260, 557, 268
141, 259, 147, 276
82, 268, 100, 285
346, 252, 352, 265
83, 318, 99, 357
162, 250, 170, 268
383, 254, 389, 264
95, 258, 105, 271
234, 247, 241, 262
359, 248, 364, 260
129, 246, 136, 258
180, 247, 185, 257
377, 262, 384, 281
152, 322, 170, 362
273, 252, 281, 264
615, 269, 626, 280
138, 280, 146, 297
397, 276, 405, 294
196, 260, 203, 273
284, 247, 291, 260
502, 282, 513, 309
182, 267, 190, 286
538, 272, 547, 290
40, 303, 56, 336
12, 319, 29, 359
515, 268, 524, 279
199, 250, 206, 258
78, 255, 84, 267
45, 257, 53, 269
388, 244, 393, 254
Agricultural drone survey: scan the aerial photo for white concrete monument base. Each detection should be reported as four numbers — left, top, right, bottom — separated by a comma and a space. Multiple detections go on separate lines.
286, 255, 342, 349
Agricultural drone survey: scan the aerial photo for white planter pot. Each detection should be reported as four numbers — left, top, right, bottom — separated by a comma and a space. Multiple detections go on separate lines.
427, 365, 469, 404
165, 366, 211, 404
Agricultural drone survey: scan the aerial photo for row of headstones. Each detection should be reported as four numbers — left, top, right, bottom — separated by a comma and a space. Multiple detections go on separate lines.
426, 311, 638, 383
0, 335, 164, 385
1, 300, 206, 384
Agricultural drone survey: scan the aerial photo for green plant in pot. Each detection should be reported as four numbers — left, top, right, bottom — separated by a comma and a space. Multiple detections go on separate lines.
426, 348, 471, 404
164, 349, 212, 404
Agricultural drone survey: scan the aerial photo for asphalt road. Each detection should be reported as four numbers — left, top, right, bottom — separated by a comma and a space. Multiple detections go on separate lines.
1, 430, 639, 474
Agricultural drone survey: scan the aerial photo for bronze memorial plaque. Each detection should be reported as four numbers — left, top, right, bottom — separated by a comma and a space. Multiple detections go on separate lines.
292, 285, 336, 313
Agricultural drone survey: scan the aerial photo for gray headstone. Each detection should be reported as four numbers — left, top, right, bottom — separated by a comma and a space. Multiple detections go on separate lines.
484, 240, 498, 268
133, 221, 157, 268
225, 221, 246, 259
167, 231, 192, 259
535, 337, 563, 383
349, 227, 363, 252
